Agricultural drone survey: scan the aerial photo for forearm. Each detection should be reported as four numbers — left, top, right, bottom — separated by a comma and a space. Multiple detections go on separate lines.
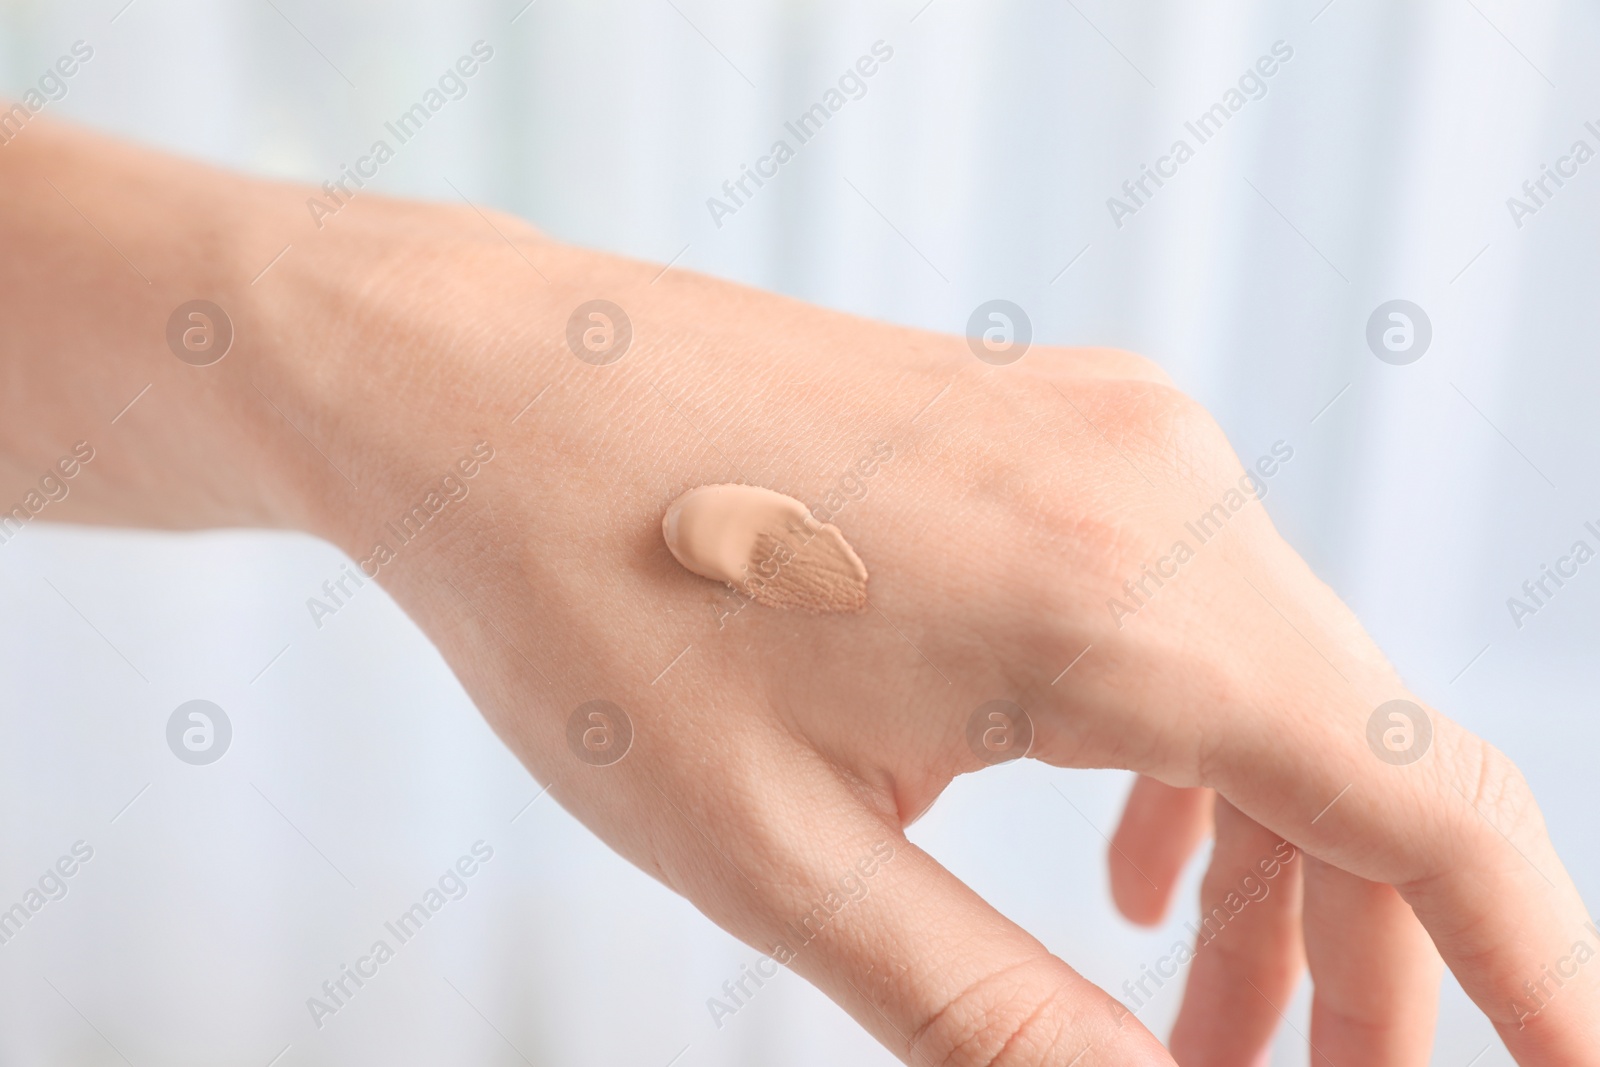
0, 119, 556, 549
0, 123, 274, 526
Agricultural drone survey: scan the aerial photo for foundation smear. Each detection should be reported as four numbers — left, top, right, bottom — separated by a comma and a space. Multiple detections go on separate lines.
662, 484, 868, 614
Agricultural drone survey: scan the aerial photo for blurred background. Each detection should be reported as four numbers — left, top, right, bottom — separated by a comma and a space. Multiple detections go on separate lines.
1, 0, 1597, 1063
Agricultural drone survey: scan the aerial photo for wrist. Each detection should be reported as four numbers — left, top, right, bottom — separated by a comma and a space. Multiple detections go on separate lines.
242, 192, 570, 561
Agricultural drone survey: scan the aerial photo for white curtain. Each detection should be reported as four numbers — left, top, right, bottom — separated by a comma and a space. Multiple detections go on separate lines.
1, 1, 1593, 1063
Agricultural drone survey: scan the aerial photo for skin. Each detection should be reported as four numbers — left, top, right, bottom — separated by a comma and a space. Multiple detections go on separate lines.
3, 119, 1598, 1065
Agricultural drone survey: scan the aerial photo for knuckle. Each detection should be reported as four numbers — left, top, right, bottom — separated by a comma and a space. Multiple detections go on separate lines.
1128, 384, 1230, 476
911, 958, 1078, 1067
1058, 378, 1232, 491
1093, 346, 1176, 386
1454, 733, 1542, 843
1041, 346, 1175, 386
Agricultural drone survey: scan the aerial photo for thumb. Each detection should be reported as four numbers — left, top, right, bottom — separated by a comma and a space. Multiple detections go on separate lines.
705, 766, 1175, 1066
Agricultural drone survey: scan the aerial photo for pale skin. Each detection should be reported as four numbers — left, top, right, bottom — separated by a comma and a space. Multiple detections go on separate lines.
3, 119, 1597, 1066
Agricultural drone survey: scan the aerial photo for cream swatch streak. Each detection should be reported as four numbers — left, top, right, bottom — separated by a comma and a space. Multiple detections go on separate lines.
662, 484, 868, 614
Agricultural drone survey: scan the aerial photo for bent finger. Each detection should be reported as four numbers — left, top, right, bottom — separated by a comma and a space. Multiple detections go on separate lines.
1211, 700, 1600, 1065
1168, 799, 1305, 1066
1303, 856, 1441, 1066
1109, 775, 1213, 925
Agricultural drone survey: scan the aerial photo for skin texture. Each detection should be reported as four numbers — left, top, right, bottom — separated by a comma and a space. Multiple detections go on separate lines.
3, 119, 1599, 1066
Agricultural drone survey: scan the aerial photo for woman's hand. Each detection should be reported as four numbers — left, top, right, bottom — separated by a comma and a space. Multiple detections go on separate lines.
6, 121, 1596, 1066
291, 217, 1595, 1066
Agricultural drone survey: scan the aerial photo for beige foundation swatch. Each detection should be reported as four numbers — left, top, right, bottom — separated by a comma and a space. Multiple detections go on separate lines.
662, 484, 868, 613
